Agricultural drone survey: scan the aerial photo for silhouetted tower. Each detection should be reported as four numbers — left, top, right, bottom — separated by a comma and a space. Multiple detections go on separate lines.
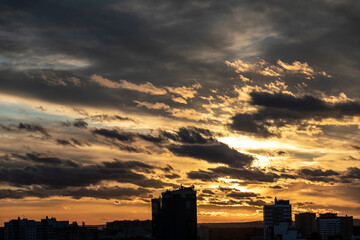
152, 186, 197, 240
264, 198, 292, 240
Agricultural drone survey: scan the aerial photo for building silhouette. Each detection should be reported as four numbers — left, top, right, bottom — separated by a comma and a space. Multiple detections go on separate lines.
4, 218, 37, 240
4, 217, 69, 240
316, 213, 353, 240
151, 186, 197, 240
264, 198, 292, 240
105, 220, 152, 239
37, 216, 69, 240
295, 212, 316, 237
263, 198, 305, 240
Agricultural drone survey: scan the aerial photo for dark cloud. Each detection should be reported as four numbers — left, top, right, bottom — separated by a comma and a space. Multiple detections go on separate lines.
25, 153, 80, 168
352, 145, 360, 150
161, 127, 215, 144
103, 159, 155, 174
202, 189, 214, 195
60, 120, 88, 128
56, 138, 89, 148
73, 119, 88, 128
227, 192, 259, 199
187, 166, 279, 183
114, 143, 140, 153
276, 151, 287, 156
299, 168, 339, 177
187, 170, 216, 182
89, 114, 136, 123
164, 173, 180, 179
0, 153, 173, 189
298, 168, 340, 183
230, 92, 360, 137
0, 0, 358, 114
257, 1, 360, 97
56, 139, 82, 148
161, 164, 174, 172
230, 113, 273, 137
342, 167, 360, 181
251, 92, 360, 118
137, 134, 165, 143
246, 199, 266, 207
56, 139, 74, 147
169, 143, 254, 168
163, 127, 254, 168
91, 126, 253, 168
18, 122, 50, 136
0, 186, 150, 200
70, 138, 86, 146
0, 124, 12, 131
92, 128, 134, 142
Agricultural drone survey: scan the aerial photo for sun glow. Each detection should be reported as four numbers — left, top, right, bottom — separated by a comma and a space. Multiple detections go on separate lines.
252, 155, 271, 168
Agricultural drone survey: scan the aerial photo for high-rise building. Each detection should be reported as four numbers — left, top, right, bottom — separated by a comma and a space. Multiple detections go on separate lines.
151, 186, 197, 240
295, 212, 316, 236
263, 198, 292, 240
316, 213, 353, 240
151, 198, 162, 239
0, 227, 4, 240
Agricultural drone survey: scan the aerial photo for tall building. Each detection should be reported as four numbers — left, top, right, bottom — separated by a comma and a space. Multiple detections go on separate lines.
151, 186, 197, 240
316, 213, 353, 240
295, 212, 316, 236
263, 198, 292, 240
151, 198, 162, 239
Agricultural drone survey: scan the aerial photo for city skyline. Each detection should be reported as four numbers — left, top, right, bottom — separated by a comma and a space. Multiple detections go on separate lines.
2, 193, 358, 240
1, 0, 360, 224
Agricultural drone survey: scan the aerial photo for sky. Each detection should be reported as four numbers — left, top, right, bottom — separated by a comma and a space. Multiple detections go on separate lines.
0, 0, 360, 225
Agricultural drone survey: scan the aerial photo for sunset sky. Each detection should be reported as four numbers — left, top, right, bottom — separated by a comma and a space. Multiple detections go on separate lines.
1, 0, 360, 225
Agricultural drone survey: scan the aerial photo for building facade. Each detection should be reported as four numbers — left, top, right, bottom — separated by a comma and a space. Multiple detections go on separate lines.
295, 212, 316, 236
4, 218, 37, 240
4, 217, 69, 240
152, 186, 197, 240
263, 198, 293, 240
316, 213, 353, 240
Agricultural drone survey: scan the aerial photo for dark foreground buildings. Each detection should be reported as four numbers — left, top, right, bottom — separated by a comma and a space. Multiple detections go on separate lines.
263, 198, 355, 240
316, 213, 353, 240
4, 217, 69, 240
295, 213, 316, 237
3, 218, 152, 240
151, 186, 197, 240
2, 192, 358, 240
263, 198, 296, 240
